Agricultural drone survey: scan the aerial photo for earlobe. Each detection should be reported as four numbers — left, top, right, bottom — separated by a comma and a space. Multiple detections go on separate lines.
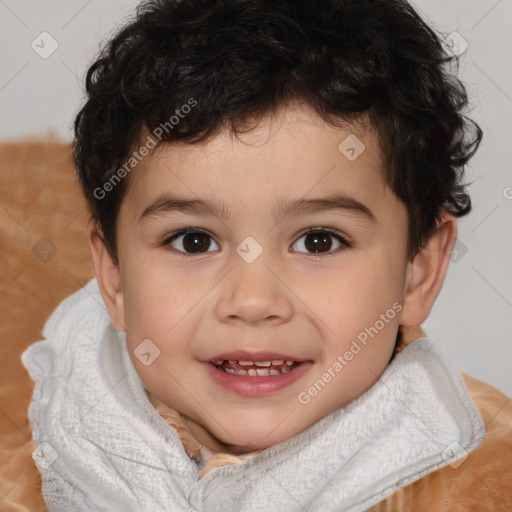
86, 218, 126, 331
400, 214, 457, 327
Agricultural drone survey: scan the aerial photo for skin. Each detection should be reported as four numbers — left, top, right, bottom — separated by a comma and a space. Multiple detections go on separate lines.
88, 104, 457, 455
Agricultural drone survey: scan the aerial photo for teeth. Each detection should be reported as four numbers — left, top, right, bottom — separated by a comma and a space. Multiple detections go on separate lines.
218, 363, 298, 376
213, 358, 301, 376
254, 361, 271, 367
223, 359, 294, 366
224, 368, 248, 376
247, 368, 284, 377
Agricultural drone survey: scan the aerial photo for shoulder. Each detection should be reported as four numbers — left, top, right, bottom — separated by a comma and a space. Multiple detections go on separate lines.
370, 371, 512, 511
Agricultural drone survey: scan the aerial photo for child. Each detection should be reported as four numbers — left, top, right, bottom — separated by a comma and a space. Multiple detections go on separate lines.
22, 0, 511, 510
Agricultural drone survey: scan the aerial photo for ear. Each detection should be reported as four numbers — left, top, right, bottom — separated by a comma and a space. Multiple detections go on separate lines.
86, 218, 126, 331
400, 213, 457, 326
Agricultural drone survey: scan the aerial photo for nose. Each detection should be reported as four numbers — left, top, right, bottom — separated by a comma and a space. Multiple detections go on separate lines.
214, 256, 294, 327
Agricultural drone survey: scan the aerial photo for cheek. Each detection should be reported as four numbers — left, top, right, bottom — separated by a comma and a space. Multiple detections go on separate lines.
318, 259, 404, 354
118, 248, 181, 329
121, 276, 166, 334
119, 259, 209, 361
332, 261, 402, 316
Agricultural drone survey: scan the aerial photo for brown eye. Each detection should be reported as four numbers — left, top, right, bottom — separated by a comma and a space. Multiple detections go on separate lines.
292, 229, 349, 254
165, 230, 220, 254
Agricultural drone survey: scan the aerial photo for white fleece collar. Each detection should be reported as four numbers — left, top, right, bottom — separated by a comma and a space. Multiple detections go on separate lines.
22, 279, 485, 511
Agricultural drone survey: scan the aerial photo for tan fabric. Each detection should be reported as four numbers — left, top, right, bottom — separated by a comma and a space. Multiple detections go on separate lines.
0, 140, 93, 512
368, 371, 512, 511
0, 141, 510, 511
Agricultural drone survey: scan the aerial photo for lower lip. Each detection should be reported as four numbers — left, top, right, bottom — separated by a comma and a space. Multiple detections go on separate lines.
201, 361, 313, 396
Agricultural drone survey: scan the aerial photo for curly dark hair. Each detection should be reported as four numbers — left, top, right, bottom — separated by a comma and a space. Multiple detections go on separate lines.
73, 0, 482, 264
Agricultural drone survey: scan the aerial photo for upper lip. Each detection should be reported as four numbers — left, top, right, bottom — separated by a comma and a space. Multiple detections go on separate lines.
204, 351, 305, 363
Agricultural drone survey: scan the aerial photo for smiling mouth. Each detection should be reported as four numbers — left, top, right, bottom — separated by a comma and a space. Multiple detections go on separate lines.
211, 359, 301, 376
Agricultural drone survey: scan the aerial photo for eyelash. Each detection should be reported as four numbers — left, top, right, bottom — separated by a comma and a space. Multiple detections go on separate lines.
161, 227, 352, 257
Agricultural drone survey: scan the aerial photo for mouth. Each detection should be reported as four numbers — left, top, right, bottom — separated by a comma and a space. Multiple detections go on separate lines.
211, 359, 301, 376
202, 353, 312, 396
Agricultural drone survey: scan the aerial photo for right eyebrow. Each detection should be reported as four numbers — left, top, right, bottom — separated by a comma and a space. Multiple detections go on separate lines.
140, 195, 232, 221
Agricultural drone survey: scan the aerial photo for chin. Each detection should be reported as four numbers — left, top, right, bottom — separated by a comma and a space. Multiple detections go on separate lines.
225, 434, 284, 454
214, 419, 305, 454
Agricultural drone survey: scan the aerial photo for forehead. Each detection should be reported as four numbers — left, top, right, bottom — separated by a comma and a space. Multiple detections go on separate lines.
122, 105, 390, 222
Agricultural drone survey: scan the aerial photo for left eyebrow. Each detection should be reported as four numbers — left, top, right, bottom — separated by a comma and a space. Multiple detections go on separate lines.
273, 194, 376, 223
140, 193, 376, 223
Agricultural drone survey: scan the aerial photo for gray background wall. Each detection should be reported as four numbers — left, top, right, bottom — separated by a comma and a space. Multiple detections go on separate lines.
1, 0, 510, 396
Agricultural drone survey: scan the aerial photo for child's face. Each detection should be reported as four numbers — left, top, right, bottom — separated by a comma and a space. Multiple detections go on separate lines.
112, 105, 411, 453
